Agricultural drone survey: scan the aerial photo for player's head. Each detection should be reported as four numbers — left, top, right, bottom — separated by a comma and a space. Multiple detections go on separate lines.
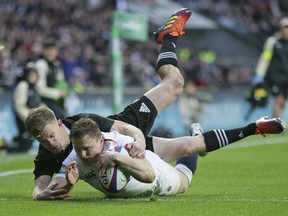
70, 118, 104, 165
279, 17, 288, 40
25, 107, 70, 153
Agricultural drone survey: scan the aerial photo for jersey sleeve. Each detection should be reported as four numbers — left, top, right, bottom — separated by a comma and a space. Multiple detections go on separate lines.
33, 151, 63, 179
111, 131, 134, 147
62, 113, 115, 132
55, 149, 77, 178
33, 144, 73, 180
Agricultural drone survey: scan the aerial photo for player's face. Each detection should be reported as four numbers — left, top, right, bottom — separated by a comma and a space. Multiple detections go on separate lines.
73, 134, 104, 166
38, 120, 70, 154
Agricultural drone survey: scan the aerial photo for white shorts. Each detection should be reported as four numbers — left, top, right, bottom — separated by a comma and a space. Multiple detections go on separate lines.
146, 151, 181, 196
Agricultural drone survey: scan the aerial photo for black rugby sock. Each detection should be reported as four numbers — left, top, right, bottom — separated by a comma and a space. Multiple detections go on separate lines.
156, 35, 178, 70
176, 154, 198, 174
203, 123, 256, 152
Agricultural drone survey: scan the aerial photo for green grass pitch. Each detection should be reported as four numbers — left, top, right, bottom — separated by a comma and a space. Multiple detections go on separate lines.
0, 133, 287, 216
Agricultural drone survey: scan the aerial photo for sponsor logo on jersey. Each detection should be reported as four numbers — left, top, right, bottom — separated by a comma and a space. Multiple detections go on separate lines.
84, 170, 98, 179
167, 185, 172, 192
139, 102, 150, 113
239, 131, 244, 138
171, 42, 176, 48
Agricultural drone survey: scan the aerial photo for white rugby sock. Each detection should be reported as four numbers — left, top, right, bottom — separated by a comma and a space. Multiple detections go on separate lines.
175, 163, 193, 184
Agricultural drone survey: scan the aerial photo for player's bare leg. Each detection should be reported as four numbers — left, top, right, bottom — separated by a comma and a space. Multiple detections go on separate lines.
273, 94, 285, 118
144, 8, 192, 114
153, 117, 285, 163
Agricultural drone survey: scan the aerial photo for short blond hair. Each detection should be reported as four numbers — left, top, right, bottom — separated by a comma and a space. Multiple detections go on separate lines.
25, 107, 57, 139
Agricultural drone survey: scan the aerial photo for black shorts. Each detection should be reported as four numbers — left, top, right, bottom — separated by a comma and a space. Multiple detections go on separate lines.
107, 96, 157, 151
267, 80, 288, 98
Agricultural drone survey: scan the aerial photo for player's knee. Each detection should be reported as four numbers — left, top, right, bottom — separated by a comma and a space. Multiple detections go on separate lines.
143, 169, 156, 183
180, 184, 189, 194
177, 171, 190, 194
171, 72, 184, 94
160, 66, 184, 94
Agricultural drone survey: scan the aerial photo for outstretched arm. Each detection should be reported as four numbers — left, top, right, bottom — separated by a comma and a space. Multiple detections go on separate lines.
97, 151, 155, 183
32, 175, 70, 200
111, 120, 146, 158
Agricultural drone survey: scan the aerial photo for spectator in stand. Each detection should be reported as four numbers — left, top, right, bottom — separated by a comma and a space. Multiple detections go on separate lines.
0, 45, 19, 89
254, 17, 288, 119
6, 62, 46, 153
1, 0, 288, 90
34, 39, 68, 119
178, 80, 204, 128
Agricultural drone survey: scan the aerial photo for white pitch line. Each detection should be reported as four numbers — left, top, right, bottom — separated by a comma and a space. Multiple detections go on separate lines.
98, 197, 288, 203
0, 169, 33, 177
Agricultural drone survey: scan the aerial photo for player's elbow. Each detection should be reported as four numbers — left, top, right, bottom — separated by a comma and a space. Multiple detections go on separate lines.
142, 169, 156, 183
32, 192, 40, 200
32, 194, 37, 200
170, 73, 184, 98
32, 188, 40, 200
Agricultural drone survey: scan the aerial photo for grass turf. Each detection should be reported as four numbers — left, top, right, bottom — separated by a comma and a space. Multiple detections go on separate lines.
0, 133, 287, 216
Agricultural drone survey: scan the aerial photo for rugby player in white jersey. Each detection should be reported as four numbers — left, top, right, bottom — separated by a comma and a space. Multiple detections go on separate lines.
52, 117, 285, 198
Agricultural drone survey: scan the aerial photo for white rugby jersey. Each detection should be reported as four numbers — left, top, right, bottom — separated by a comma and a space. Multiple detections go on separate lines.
57, 131, 180, 198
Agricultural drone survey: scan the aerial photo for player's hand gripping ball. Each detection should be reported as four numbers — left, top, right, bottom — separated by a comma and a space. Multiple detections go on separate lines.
99, 146, 131, 192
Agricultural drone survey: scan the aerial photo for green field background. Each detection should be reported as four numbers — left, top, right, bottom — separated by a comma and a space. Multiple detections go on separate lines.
0, 134, 287, 216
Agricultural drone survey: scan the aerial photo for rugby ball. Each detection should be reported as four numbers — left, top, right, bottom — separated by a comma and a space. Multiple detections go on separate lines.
99, 146, 130, 193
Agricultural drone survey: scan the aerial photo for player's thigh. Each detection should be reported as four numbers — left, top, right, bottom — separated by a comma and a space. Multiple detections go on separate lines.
144, 83, 180, 114
144, 65, 183, 114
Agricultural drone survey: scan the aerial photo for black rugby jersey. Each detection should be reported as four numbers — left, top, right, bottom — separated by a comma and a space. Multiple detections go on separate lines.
33, 113, 114, 179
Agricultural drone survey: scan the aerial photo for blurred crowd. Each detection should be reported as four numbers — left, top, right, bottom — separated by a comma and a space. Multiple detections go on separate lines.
179, 0, 288, 37
1, 0, 287, 92
0, 0, 165, 91
0, 0, 115, 90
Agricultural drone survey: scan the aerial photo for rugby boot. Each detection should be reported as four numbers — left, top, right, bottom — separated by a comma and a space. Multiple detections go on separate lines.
255, 116, 285, 137
154, 8, 192, 44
